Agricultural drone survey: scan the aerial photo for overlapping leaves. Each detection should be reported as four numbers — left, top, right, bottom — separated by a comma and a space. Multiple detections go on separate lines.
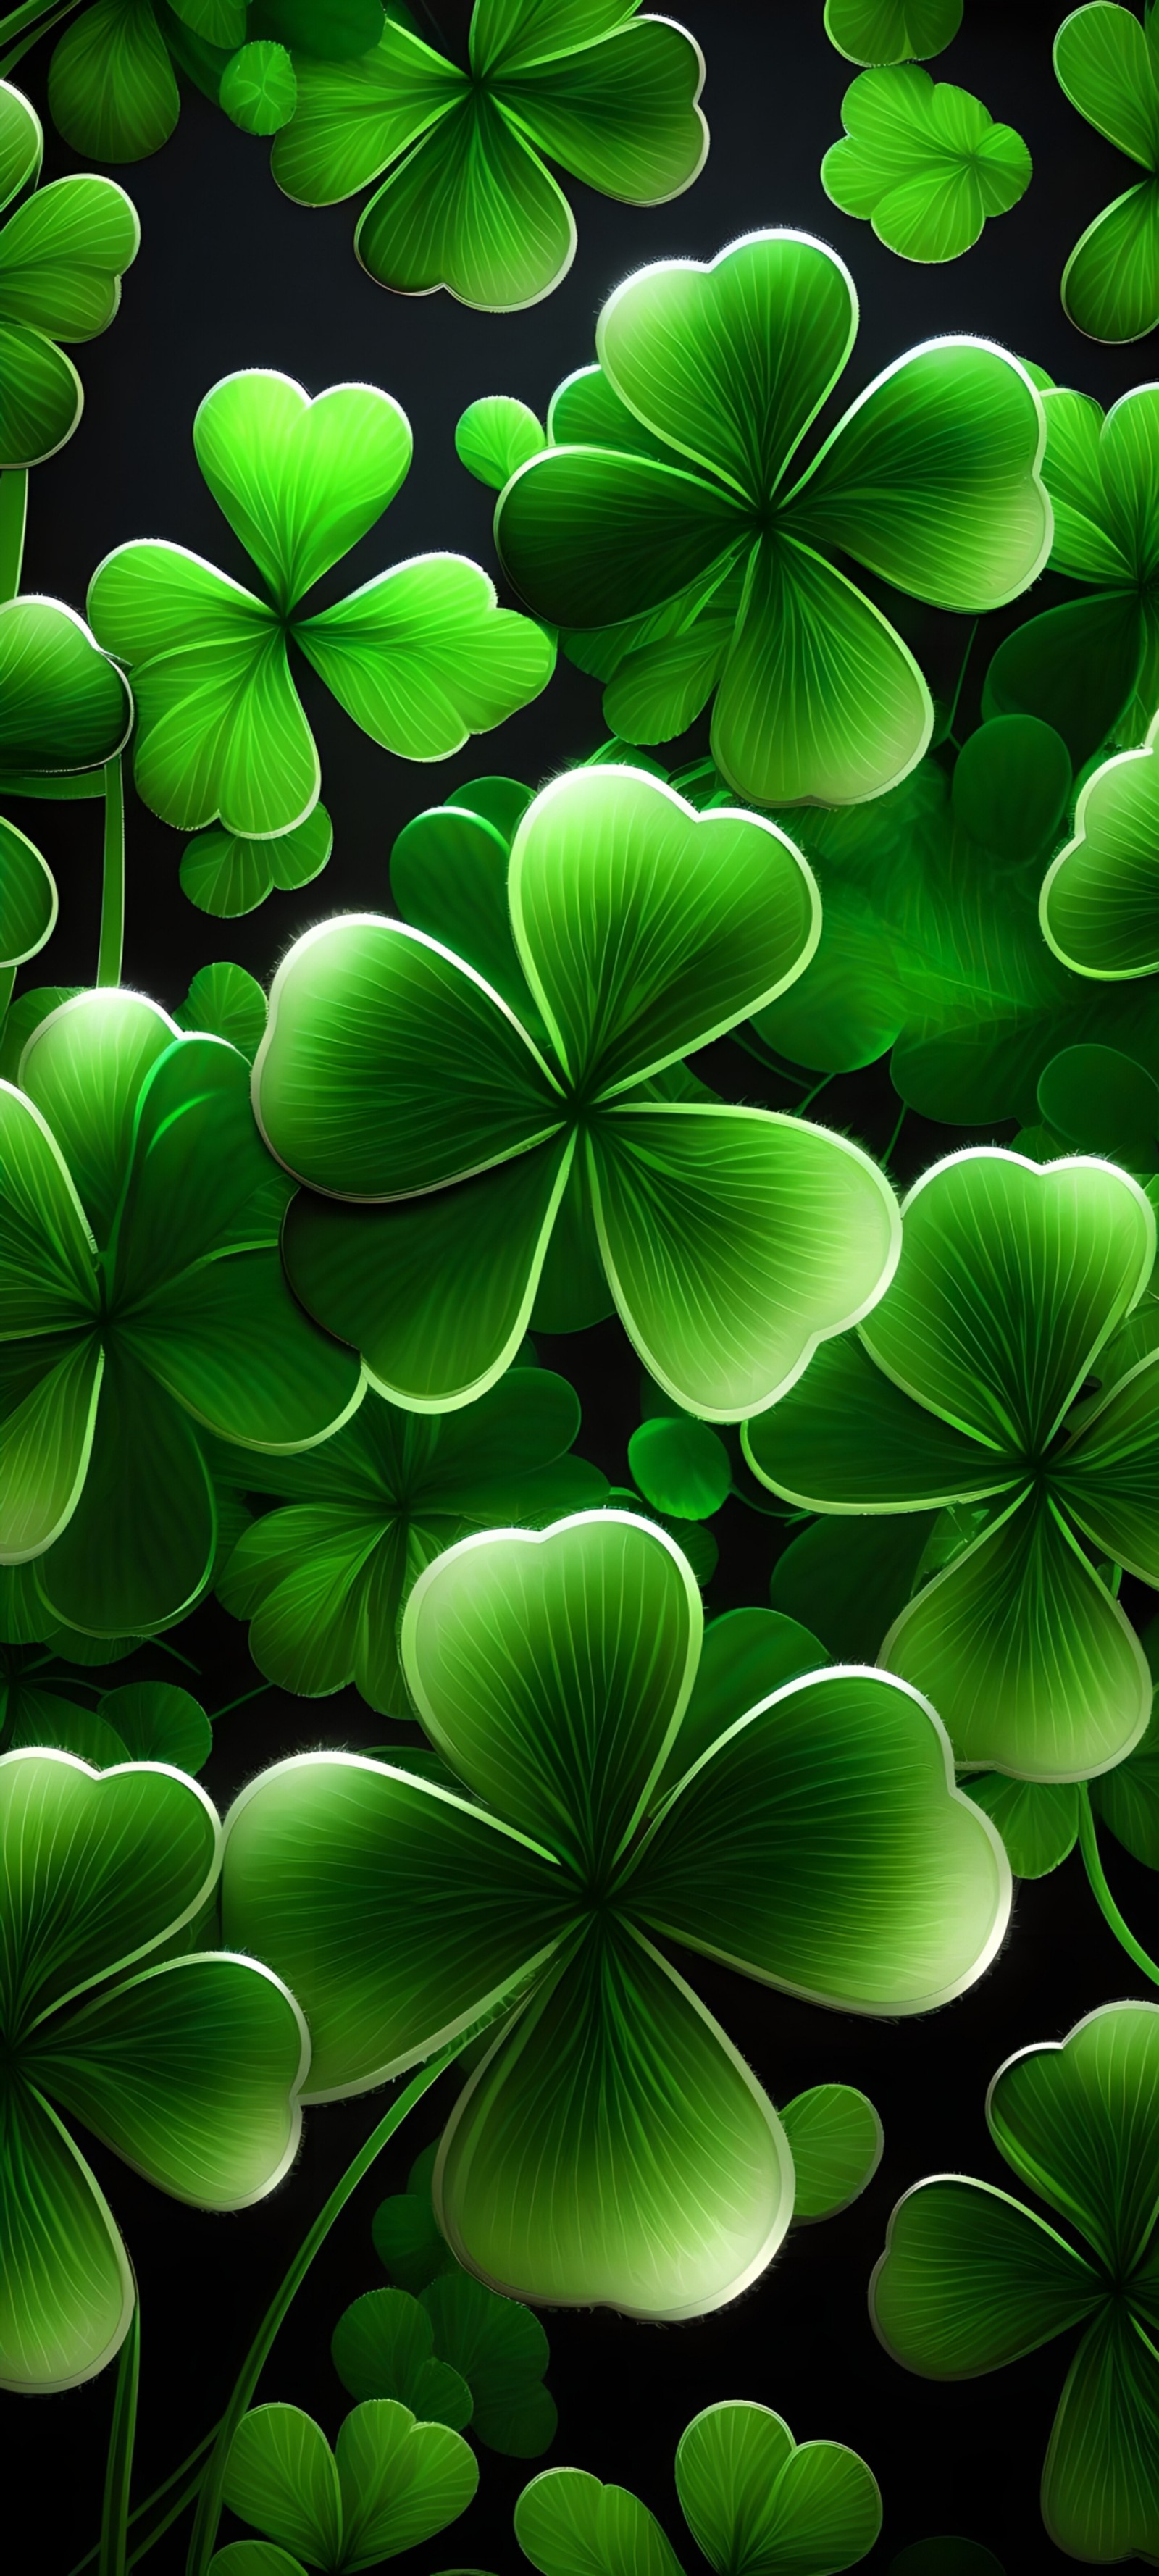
821, 67, 1030, 263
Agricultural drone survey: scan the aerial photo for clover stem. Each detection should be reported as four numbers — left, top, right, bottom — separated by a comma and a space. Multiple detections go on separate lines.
96, 756, 125, 988
1078, 1785, 1159, 1989
69, 2430, 219, 2576
0, 468, 26, 602
942, 616, 979, 750
211, 1681, 272, 1725
184, 2040, 461, 2576
99, 2296, 139, 2576
0, 0, 80, 75
882, 1099, 907, 1173
793, 1070, 836, 1117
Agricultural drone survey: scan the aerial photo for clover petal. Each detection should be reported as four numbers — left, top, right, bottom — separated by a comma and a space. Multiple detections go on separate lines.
19, 987, 177, 1245
987, 2001, 1159, 2278
710, 534, 932, 806
507, 765, 819, 1095
0, 77, 41, 206
337, 2399, 479, 2567
222, 1752, 570, 2100
495, 443, 748, 628
1063, 179, 1159, 345
0, 172, 138, 340
1057, 1350, 1159, 1580
885, 1491, 1152, 1778
652, 1607, 827, 1802
495, 13, 706, 206
1055, 5, 1159, 341
402, 1512, 698, 1878
355, 93, 578, 309
433, 1918, 793, 2319
870, 2175, 1103, 2376
224, 2404, 342, 2568
822, 67, 1031, 264
295, 556, 556, 758
824, 0, 963, 63
270, 17, 462, 206
0, 596, 132, 779
1042, 2304, 1159, 2563
0, 1336, 103, 1564
1042, 721, 1159, 977
34, 1345, 217, 1635
515, 2462, 685, 2576
674, 2399, 882, 2576
254, 914, 563, 1197
0, 2078, 133, 2393
743, 1328, 1017, 1513
1055, 1, 1159, 165
588, 1104, 900, 1421
192, 372, 412, 613
629, 1665, 1009, 2015
0, 1075, 96, 1331
48, 0, 180, 162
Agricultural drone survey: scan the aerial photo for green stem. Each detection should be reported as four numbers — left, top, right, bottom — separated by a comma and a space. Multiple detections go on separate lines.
792, 1071, 837, 1118
99, 2301, 140, 2576
69, 2430, 218, 2576
96, 756, 125, 989
882, 1099, 908, 1174
942, 616, 979, 750
0, 468, 26, 603
151, 1635, 202, 1675
211, 1681, 272, 1725
1078, 1786, 1159, 1989
185, 2045, 459, 2576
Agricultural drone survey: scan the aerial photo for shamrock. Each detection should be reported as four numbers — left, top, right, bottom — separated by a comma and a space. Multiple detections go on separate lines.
871, 2001, 1159, 2564
217, 1363, 607, 1713
984, 383, 1159, 756
0, 595, 133, 982
333, 2265, 557, 2456
0, 1655, 212, 1770
46, 0, 382, 164
1055, 2, 1159, 340
86, 368, 555, 840
485, 229, 1050, 806
254, 762, 901, 1421
0, 986, 361, 1640
269, 1, 708, 314
222, 1510, 1010, 2318
821, 68, 1031, 263
209, 2395, 477, 2574
0, 79, 138, 471
0, 1747, 307, 2391
824, 0, 963, 63
516, 2399, 881, 2576
746, 1147, 1159, 1783
180, 803, 333, 919
1042, 708, 1159, 977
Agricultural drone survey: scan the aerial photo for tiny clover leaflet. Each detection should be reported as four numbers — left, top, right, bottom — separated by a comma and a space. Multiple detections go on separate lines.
821, 67, 1031, 264
269, 1, 708, 315
871, 2002, 1159, 2564
984, 382, 1159, 755
516, 2399, 880, 2576
254, 761, 902, 1422
0, 79, 139, 469
745, 1147, 1159, 1784
1055, 2, 1159, 341
209, 2395, 478, 2575
0, 987, 361, 1641
0, 594, 133, 972
85, 368, 555, 840
217, 1363, 607, 1713
333, 2270, 557, 2456
486, 228, 1051, 806
1042, 710, 1159, 976
220, 1510, 1010, 2320
0, 1653, 212, 1770
46, 0, 382, 163
180, 804, 333, 920
824, 0, 963, 64
0, 1748, 307, 2393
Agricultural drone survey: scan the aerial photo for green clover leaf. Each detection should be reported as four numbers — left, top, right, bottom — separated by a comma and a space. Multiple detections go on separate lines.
1055, 2, 1159, 342
217, 1364, 607, 1713
0, 1649, 212, 1769
180, 803, 333, 919
212, 2396, 478, 2574
270, 1, 708, 314
824, 0, 963, 64
487, 229, 1050, 805
86, 369, 555, 838
747, 1147, 1159, 1782
46, 0, 382, 163
871, 2001, 1159, 2564
0, 987, 362, 1639
517, 2400, 881, 2576
334, 2269, 557, 2457
221, 1510, 1009, 2317
255, 762, 900, 1420
219, 40, 298, 134
0, 1747, 307, 2392
0, 79, 139, 467
1042, 709, 1159, 976
821, 68, 1030, 264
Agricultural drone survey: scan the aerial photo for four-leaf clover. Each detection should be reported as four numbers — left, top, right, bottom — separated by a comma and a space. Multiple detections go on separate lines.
86, 368, 555, 839
1055, 1, 1159, 340
0, 1746, 307, 2392
0, 78, 139, 467
746, 1147, 1159, 1781
821, 67, 1031, 264
254, 762, 900, 1421
871, 2002, 1159, 2564
489, 230, 1051, 805
270, 1, 708, 313
221, 1510, 1010, 2320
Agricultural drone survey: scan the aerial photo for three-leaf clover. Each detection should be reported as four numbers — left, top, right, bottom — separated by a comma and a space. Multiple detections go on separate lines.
221, 1510, 1010, 2319
516, 2399, 881, 2576
746, 1147, 1159, 1782
0, 595, 133, 977
0, 79, 138, 468
217, 1363, 606, 1713
254, 762, 900, 1421
270, 1, 708, 314
821, 68, 1031, 263
824, 0, 963, 63
86, 368, 555, 839
209, 2394, 477, 2574
0, 987, 361, 1639
871, 2001, 1159, 2564
485, 228, 1051, 806
1055, 1, 1159, 340
46, 0, 382, 164
0, 1746, 307, 2391
333, 2268, 557, 2457
1042, 708, 1159, 977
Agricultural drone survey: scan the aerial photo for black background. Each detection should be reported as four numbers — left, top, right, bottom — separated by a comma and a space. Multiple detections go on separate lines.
9, 2, 1159, 2569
